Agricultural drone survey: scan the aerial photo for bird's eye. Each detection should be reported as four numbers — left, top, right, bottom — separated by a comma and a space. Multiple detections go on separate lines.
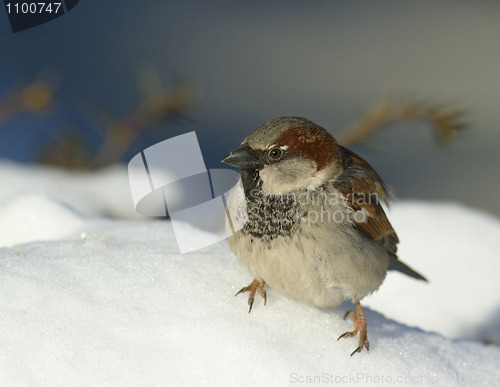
268, 147, 283, 159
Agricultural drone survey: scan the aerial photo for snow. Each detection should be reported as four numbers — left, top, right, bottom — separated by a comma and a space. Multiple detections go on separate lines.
0, 161, 499, 386
0, 161, 139, 219
365, 201, 500, 341
0, 194, 83, 247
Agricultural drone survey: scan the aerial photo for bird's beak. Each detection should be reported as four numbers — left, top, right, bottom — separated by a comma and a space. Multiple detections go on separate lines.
222, 146, 260, 170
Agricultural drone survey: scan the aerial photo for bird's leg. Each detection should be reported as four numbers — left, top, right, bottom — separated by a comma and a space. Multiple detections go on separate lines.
337, 301, 370, 356
235, 279, 266, 313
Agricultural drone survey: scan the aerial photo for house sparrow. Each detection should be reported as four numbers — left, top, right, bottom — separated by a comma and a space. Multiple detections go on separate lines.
222, 116, 426, 356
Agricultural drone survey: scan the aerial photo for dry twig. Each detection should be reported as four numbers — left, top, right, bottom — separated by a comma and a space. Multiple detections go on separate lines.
336, 97, 466, 148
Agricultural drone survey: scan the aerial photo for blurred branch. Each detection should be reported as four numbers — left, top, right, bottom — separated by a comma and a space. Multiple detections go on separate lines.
39, 78, 190, 169
336, 97, 467, 148
92, 84, 190, 167
38, 132, 91, 170
0, 80, 56, 125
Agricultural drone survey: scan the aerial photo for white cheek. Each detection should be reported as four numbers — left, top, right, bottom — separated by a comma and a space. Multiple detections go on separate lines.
259, 168, 283, 194
259, 161, 335, 194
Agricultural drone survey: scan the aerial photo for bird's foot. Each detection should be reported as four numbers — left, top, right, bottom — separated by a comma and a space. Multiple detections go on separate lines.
235, 279, 266, 313
337, 301, 370, 356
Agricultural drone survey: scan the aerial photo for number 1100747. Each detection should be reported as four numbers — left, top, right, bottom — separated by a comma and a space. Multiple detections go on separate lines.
5, 2, 62, 14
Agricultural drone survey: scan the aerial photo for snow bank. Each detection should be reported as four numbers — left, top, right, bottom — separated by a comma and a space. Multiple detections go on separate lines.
365, 201, 500, 341
0, 161, 138, 219
1, 213, 499, 386
0, 161, 499, 385
0, 194, 83, 246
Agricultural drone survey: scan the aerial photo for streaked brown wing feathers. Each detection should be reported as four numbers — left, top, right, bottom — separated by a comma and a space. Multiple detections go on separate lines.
336, 146, 398, 255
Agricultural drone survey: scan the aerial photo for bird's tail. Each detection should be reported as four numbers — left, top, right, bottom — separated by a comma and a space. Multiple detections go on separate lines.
388, 256, 427, 281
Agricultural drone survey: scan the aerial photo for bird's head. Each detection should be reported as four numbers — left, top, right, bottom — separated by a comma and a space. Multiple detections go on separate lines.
222, 117, 343, 195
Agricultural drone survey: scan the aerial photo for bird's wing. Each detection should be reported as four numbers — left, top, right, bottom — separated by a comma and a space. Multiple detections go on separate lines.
335, 145, 397, 253
334, 146, 426, 281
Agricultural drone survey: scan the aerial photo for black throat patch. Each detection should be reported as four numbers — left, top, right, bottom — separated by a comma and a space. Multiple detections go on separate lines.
239, 170, 305, 243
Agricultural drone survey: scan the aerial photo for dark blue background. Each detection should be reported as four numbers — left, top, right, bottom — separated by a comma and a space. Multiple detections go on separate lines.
1, 1, 500, 214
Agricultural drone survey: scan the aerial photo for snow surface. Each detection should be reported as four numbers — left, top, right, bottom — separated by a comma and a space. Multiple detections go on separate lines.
0, 161, 499, 386
0, 161, 139, 219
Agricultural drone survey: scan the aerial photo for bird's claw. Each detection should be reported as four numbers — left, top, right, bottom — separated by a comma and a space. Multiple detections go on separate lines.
235, 279, 266, 313
343, 310, 355, 320
247, 298, 254, 313
337, 331, 355, 340
235, 287, 246, 297
350, 346, 363, 357
350, 339, 369, 357
338, 302, 370, 356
